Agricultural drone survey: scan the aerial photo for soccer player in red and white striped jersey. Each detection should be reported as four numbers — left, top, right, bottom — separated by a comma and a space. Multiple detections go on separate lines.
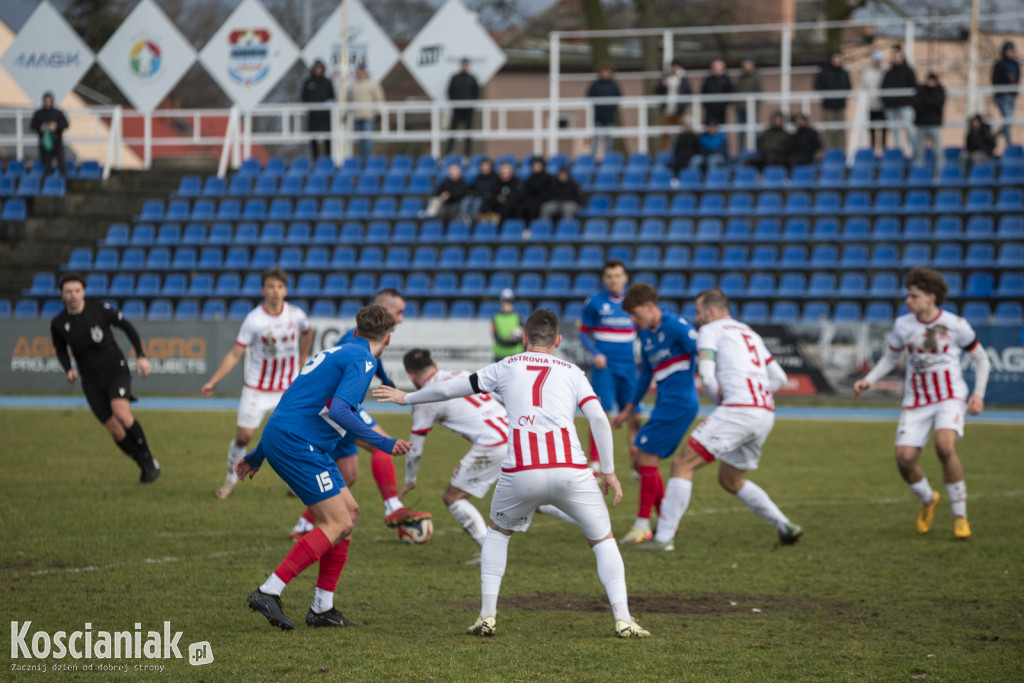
635, 288, 802, 551
375, 309, 650, 638
202, 267, 312, 499
855, 267, 990, 540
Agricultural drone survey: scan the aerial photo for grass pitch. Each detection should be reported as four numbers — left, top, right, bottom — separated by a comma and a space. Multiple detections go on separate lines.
2, 407, 1022, 681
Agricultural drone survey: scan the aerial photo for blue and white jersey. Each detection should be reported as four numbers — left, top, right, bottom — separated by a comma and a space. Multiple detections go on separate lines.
580, 290, 636, 365
631, 312, 699, 410
340, 326, 394, 387
262, 337, 379, 452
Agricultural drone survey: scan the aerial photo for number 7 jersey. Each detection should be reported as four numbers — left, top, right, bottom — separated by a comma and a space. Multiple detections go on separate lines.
697, 317, 776, 410
475, 353, 599, 472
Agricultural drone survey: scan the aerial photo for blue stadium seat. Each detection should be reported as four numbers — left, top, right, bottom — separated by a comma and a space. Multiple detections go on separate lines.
641, 194, 668, 217
493, 246, 519, 270
844, 191, 872, 214
697, 193, 725, 216
997, 243, 1024, 268
901, 243, 931, 268
216, 199, 241, 220
997, 216, 1024, 239
613, 194, 641, 216
725, 219, 751, 242
337, 300, 362, 318
347, 197, 371, 219
549, 245, 575, 269
934, 216, 963, 239
449, 300, 475, 319
161, 273, 187, 297
175, 175, 201, 197
770, 301, 799, 323
663, 245, 690, 268
611, 219, 637, 241
933, 190, 962, 214
812, 191, 841, 215
175, 299, 200, 321
259, 222, 285, 245
783, 218, 810, 242
967, 163, 995, 186
669, 194, 697, 216
960, 301, 991, 326
993, 301, 1023, 325
781, 245, 808, 268
848, 167, 874, 188
130, 224, 156, 246
460, 272, 486, 296
386, 246, 413, 269
517, 273, 543, 297
753, 218, 780, 242
777, 273, 806, 298
868, 272, 900, 298
696, 219, 722, 242
578, 245, 604, 269
227, 176, 252, 197
543, 273, 572, 297
942, 272, 963, 298
813, 217, 841, 241
294, 273, 322, 298
807, 272, 836, 297
965, 216, 995, 240
659, 273, 686, 297
872, 217, 901, 241
965, 243, 995, 268
864, 301, 894, 323
802, 301, 830, 323
421, 300, 447, 318
727, 192, 754, 216
750, 245, 777, 269
740, 301, 769, 324
996, 187, 1024, 212
250, 246, 276, 270
148, 299, 173, 321
488, 273, 514, 297
840, 244, 869, 269
755, 192, 783, 216
833, 302, 862, 322
301, 246, 327, 270
634, 245, 662, 269
350, 273, 377, 297
394, 221, 419, 243
903, 217, 931, 241
721, 245, 749, 269
323, 273, 350, 296
145, 247, 171, 270
12, 299, 39, 319
197, 299, 225, 321
837, 272, 867, 298
228, 299, 254, 320
871, 244, 900, 269
692, 245, 720, 269
330, 174, 355, 195
963, 272, 994, 298
719, 272, 746, 298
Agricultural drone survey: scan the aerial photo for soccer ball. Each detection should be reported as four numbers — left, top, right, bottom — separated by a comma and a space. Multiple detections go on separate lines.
397, 519, 433, 545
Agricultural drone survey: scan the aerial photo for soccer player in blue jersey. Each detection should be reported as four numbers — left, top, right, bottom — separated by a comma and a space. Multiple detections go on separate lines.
611, 282, 700, 545
237, 305, 412, 630
289, 289, 430, 539
579, 260, 641, 472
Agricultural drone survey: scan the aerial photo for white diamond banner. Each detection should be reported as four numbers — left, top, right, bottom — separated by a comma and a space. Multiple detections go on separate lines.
400, 0, 506, 103
96, 0, 196, 114
301, 0, 399, 83
198, 0, 299, 109
0, 0, 94, 105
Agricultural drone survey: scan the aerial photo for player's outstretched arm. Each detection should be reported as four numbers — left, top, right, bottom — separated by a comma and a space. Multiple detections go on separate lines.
376, 373, 478, 405
202, 345, 245, 397
372, 386, 408, 405
854, 346, 902, 398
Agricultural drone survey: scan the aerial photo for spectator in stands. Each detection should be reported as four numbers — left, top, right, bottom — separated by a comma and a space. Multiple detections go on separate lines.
446, 58, 480, 158
882, 45, 918, 159
734, 56, 763, 128
31, 92, 68, 177
748, 111, 791, 170
431, 163, 468, 222
348, 67, 385, 159
789, 113, 822, 167
964, 114, 996, 168
913, 72, 946, 171
491, 289, 524, 361
655, 59, 692, 151
991, 41, 1019, 145
860, 51, 888, 152
587, 64, 622, 161
701, 59, 732, 126
490, 162, 526, 223
814, 51, 852, 150
694, 121, 727, 171
301, 60, 335, 160
668, 118, 701, 174
522, 156, 552, 222
462, 158, 499, 221
539, 167, 584, 222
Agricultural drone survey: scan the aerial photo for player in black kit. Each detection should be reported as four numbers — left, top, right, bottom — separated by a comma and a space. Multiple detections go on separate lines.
50, 273, 160, 483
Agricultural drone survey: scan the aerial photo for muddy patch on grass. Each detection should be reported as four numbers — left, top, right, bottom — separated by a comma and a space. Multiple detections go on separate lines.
489, 593, 846, 616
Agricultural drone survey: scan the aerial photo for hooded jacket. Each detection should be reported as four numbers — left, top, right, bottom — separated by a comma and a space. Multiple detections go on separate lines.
992, 42, 1020, 89
882, 62, 918, 108
814, 60, 852, 110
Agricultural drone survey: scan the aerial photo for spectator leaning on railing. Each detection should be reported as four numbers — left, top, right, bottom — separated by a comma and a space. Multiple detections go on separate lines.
654, 59, 692, 151
814, 51, 852, 150
991, 41, 1019, 145
701, 59, 732, 126
734, 56, 763, 128
882, 45, 918, 158
913, 73, 946, 171
447, 58, 480, 158
301, 60, 335, 160
587, 64, 622, 161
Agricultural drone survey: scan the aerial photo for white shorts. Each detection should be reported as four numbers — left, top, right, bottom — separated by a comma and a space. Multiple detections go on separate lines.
450, 443, 506, 499
237, 385, 284, 430
489, 467, 611, 540
688, 407, 775, 471
895, 400, 966, 448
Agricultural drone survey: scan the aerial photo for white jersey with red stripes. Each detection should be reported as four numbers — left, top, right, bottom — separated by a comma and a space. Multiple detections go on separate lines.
697, 317, 776, 410
887, 311, 977, 409
474, 352, 598, 473
236, 303, 311, 392
410, 369, 510, 447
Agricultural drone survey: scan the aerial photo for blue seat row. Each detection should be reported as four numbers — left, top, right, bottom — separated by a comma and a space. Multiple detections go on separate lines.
1, 160, 101, 181
0, 175, 66, 197
137, 196, 423, 222
0, 198, 28, 220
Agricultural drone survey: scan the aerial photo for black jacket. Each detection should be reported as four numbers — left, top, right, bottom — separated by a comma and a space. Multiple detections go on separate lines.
435, 177, 467, 205
448, 71, 480, 113
524, 170, 552, 201
470, 171, 500, 200
588, 78, 622, 125
966, 125, 996, 156
670, 131, 700, 171
30, 107, 69, 144
302, 75, 335, 131
814, 64, 851, 110
914, 84, 945, 126
701, 74, 732, 123
790, 127, 821, 166
758, 127, 792, 166
50, 300, 143, 380
992, 57, 1020, 87
544, 177, 584, 203
881, 64, 918, 108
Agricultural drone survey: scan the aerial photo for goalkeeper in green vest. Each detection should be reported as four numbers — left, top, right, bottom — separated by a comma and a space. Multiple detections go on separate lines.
491, 289, 524, 361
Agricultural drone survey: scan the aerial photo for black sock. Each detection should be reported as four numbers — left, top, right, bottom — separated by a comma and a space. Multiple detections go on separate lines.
125, 420, 151, 458
116, 436, 139, 461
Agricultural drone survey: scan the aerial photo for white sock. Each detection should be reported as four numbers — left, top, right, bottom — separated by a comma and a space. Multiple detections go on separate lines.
592, 538, 631, 622
480, 528, 510, 618
907, 477, 934, 504
735, 481, 790, 533
384, 497, 403, 515
311, 587, 333, 613
537, 504, 579, 527
226, 440, 247, 480
946, 481, 967, 518
448, 499, 487, 545
632, 517, 651, 532
260, 572, 287, 596
654, 478, 693, 544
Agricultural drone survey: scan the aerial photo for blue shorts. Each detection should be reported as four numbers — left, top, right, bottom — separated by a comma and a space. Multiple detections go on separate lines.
260, 432, 348, 506
328, 408, 377, 459
635, 404, 699, 459
591, 363, 637, 413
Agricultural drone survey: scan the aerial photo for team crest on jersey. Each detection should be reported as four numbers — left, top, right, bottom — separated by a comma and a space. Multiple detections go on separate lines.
922, 325, 949, 352
261, 332, 277, 357
118, 387, 126, 397
90, 326, 103, 343
658, 332, 665, 343
64, 322, 70, 332
601, 303, 612, 314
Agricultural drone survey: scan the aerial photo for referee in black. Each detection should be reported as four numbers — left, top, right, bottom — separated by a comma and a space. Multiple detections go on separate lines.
50, 272, 160, 483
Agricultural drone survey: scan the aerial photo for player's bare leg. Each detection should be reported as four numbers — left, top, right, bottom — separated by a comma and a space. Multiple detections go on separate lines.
107, 399, 159, 483
718, 462, 801, 544
896, 445, 942, 534
934, 429, 970, 539
217, 425, 254, 499
621, 448, 662, 545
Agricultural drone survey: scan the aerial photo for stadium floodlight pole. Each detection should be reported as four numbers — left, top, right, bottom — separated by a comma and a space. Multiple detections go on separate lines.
548, 32, 560, 157
967, 0, 981, 114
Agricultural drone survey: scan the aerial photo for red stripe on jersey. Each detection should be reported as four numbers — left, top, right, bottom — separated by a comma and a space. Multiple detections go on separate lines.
931, 372, 942, 402
561, 428, 572, 461
688, 436, 716, 463
528, 432, 540, 464
257, 359, 268, 390
911, 373, 921, 408
578, 395, 598, 409
235, 341, 247, 348
513, 429, 524, 467
944, 369, 953, 397
579, 324, 592, 334
545, 431, 557, 463
653, 354, 691, 372
411, 428, 432, 435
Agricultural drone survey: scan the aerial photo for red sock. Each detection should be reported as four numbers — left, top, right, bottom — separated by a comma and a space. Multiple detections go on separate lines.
637, 465, 662, 520
274, 527, 333, 584
371, 448, 398, 500
653, 470, 665, 514
316, 538, 350, 592
588, 429, 599, 463
301, 509, 317, 525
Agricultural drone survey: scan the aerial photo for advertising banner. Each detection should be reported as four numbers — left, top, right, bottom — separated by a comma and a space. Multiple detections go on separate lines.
752, 324, 834, 396
400, 0, 506, 104
0, 0, 94, 105
963, 325, 1024, 405
198, 0, 299, 109
96, 0, 197, 114
301, 0, 400, 83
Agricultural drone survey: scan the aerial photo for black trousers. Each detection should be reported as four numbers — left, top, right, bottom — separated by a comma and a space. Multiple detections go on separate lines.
447, 109, 474, 156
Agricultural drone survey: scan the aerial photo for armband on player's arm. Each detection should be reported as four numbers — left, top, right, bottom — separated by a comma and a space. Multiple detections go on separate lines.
581, 399, 615, 474
767, 359, 788, 393
405, 374, 477, 404
697, 350, 720, 404
966, 341, 990, 399
862, 346, 903, 385
405, 433, 427, 485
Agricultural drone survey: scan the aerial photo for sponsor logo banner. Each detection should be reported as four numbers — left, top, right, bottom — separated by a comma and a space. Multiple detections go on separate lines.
301, 0, 400, 83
